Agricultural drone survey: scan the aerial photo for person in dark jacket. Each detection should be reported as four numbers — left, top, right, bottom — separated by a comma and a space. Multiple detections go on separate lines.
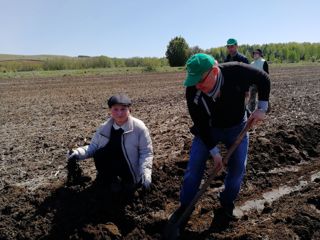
224, 38, 252, 115
172, 53, 270, 228
224, 38, 249, 64
67, 94, 153, 193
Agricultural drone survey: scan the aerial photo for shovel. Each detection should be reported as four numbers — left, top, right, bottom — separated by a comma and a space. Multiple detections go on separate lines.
163, 118, 253, 240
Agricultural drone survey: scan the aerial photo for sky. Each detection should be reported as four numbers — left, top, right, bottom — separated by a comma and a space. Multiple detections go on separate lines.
1, 0, 319, 58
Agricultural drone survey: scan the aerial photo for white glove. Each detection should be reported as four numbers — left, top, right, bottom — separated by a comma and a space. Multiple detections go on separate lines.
142, 176, 152, 190
66, 150, 79, 161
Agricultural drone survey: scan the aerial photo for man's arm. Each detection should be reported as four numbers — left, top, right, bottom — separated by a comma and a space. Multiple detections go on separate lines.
246, 66, 271, 103
244, 65, 271, 124
138, 125, 153, 188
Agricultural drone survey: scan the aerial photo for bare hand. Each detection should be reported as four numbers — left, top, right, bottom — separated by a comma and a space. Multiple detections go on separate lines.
248, 109, 266, 126
212, 153, 223, 175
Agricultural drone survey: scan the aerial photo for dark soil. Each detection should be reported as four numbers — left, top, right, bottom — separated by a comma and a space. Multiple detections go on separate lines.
1, 65, 320, 239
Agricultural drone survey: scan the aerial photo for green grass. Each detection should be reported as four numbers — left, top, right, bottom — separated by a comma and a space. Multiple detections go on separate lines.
0, 66, 185, 79
0, 54, 171, 76
1, 54, 318, 79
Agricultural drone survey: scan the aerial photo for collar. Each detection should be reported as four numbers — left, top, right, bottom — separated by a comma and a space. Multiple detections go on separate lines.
113, 122, 123, 130
205, 69, 224, 101
99, 115, 134, 138
112, 116, 134, 133
230, 52, 239, 58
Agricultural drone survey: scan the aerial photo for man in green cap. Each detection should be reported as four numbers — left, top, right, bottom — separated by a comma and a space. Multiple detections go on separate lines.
171, 53, 270, 232
225, 38, 251, 117
224, 38, 249, 63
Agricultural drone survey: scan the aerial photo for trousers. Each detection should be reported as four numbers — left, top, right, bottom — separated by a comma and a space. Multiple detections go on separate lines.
180, 121, 249, 210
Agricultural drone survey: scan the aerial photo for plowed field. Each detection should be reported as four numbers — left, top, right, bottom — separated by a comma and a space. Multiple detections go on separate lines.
1, 65, 320, 239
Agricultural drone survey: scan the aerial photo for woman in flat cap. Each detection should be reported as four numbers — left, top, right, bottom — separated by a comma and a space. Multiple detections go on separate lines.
249, 49, 270, 111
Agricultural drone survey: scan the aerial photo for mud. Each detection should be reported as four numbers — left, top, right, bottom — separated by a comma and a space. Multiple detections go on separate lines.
0, 66, 320, 239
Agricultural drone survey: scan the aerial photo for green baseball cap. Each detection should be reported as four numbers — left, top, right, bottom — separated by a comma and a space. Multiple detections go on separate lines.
226, 38, 238, 46
184, 53, 215, 87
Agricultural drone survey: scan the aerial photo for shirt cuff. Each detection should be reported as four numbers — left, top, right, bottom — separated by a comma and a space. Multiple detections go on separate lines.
210, 146, 220, 156
258, 100, 268, 112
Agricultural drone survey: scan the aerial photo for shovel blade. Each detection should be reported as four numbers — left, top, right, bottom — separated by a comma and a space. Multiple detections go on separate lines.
163, 205, 191, 240
163, 221, 180, 240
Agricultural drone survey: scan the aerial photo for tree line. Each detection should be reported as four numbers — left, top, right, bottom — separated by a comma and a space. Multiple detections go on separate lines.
1, 38, 319, 72
166, 36, 320, 66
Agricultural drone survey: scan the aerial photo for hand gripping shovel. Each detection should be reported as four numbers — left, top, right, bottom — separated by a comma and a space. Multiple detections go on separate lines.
163, 119, 253, 240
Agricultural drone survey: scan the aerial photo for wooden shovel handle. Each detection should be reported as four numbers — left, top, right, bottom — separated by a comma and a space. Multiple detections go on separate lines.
223, 117, 254, 166
175, 118, 254, 227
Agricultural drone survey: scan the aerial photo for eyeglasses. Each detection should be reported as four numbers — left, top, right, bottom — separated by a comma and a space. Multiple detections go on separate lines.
199, 68, 213, 84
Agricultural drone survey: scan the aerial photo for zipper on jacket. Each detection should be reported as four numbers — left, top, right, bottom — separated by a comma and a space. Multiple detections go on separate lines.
201, 97, 211, 116
121, 134, 138, 183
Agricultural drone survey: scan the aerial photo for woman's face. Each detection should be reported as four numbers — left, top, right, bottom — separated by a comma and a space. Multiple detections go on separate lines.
253, 52, 261, 60
110, 104, 130, 125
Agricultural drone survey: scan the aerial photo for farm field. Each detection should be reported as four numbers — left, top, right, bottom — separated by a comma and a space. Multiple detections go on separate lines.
0, 65, 320, 239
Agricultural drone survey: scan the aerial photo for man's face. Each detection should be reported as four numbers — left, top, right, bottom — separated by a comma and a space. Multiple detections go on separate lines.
196, 67, 218, 94
227, 45, 238, 56
110, 104, 130, 125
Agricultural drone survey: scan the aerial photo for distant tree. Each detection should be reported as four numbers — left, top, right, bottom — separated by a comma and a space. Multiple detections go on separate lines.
166, 36, 190, 67
207, 48, 223, 63
189, 45, 204, 55
288, 51, 299, 63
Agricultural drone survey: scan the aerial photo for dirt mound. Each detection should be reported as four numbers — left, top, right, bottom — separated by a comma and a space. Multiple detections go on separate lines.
250, 122, 320, 171
1, 65, 320, 239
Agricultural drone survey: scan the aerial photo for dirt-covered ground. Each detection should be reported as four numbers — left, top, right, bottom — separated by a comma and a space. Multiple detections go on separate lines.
1, 65, 320, 240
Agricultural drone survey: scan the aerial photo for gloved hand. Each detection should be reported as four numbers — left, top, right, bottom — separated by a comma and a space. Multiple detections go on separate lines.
142, 175, 152, 191
66, 150, 79, 161
66, 150, 89, 186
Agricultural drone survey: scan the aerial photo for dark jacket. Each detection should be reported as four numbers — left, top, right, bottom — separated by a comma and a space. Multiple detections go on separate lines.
224, 52, 249, 64
262, 61, 269, 73
186, 62, 270, 150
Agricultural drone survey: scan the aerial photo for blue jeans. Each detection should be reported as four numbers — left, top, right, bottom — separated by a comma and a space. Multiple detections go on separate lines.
180, 121, 249, 210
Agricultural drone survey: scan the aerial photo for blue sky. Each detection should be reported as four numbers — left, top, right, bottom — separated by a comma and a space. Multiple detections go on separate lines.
1, 0, 319, 58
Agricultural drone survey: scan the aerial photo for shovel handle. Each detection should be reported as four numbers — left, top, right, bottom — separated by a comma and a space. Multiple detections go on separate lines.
223, 117, 254, 166
175, 118, 254, 227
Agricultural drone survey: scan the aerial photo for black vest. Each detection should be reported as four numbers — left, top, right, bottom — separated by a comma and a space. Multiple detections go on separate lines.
95, 127, 134, 183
